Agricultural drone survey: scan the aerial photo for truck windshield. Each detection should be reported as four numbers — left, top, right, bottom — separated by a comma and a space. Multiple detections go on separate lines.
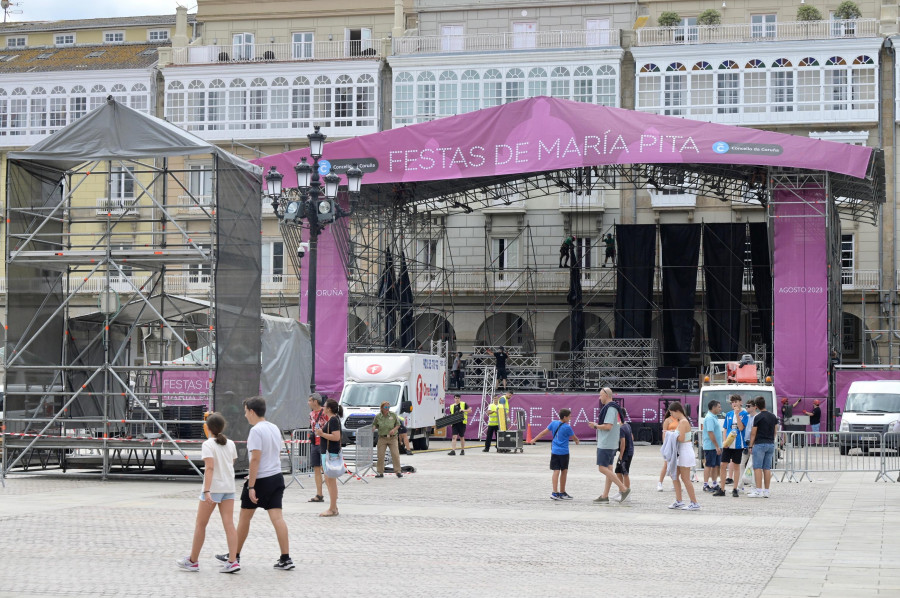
342, 384, 401, 408
700, 390, 774, 414
845, 393, 900, 413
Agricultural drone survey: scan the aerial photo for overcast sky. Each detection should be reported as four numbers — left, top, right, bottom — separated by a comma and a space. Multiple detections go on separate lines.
10, 1, 194, 22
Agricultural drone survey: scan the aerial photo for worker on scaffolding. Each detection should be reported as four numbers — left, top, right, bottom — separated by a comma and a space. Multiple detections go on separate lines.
559, 235, 576, 268
485, 346, 509, 390
602, 233, 615, 267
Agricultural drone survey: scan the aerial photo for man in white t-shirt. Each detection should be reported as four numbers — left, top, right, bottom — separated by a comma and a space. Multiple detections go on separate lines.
216, 396, 294, 571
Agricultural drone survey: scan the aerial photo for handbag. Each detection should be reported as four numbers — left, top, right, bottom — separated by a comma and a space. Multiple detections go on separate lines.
322, 451, 345, 478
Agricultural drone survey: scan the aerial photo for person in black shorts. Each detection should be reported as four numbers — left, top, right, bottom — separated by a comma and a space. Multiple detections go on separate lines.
486, 346, 509, 390
447, 394, 471, 456
615, 418, 635, 491
217, 396, 293, 570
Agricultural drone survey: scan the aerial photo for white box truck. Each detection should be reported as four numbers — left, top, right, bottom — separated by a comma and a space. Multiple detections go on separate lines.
838, 380, 900, 455
338, 353, 446, 450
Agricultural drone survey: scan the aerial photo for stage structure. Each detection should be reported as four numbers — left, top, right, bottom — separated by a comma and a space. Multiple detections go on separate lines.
1, 98, 262, 481
256, 97, 885, 400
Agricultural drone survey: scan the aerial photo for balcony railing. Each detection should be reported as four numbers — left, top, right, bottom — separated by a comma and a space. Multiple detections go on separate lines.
392, 29, 620, 56
842, 269, 879, 290
559, 192, 604, 211
171, 40, 385, 65
96, 197, 138, 216
635, 18, 878, 46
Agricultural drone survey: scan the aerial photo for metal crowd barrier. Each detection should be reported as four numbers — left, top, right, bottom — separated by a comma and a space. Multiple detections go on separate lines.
782, 431, 899, 483
340, 424, 374, 485
286, 428, 313, 488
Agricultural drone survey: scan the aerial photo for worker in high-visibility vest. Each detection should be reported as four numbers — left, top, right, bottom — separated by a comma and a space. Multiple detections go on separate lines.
448, 394, 471, 456
483, 394, 502, 452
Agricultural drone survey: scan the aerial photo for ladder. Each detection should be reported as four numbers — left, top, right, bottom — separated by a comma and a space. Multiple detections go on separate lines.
477, 366, 498, 440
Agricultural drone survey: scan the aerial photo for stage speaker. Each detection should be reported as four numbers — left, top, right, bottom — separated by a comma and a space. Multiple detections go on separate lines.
658, 366, 677, 381
547, 378, 558, 389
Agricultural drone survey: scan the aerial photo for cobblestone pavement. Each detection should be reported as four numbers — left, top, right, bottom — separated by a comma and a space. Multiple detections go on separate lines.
1, 443, 894, 598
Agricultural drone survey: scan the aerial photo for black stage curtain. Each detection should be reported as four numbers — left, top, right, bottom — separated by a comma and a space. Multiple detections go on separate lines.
660, 224, 700, 367
615, 224, 656, 338
749, 222, 773, 361
703, 223, 746, 361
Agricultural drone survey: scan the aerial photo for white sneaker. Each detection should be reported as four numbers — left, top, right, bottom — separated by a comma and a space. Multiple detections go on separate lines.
763, 490, 770, 498
657, 482, 664, 492
667, 500, 685, 509
176, 556, 199, 572
747, 491, 762, 498
681, 502, 701, 511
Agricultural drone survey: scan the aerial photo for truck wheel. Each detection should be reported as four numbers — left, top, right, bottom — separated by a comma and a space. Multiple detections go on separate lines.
839, 445, 848, 456
412, 435, 429, 451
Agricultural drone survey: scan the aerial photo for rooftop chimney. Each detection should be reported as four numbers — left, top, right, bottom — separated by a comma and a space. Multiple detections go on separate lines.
173, 5, 189, 48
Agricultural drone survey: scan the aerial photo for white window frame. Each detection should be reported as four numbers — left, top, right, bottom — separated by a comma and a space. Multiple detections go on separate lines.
109, 165, 135, 201
148, 29, 169, 42
292, 32, 314, 59
585, 18, 610, 46
233, 33, 255, 60
54, 33, 75, 46
491, 237, 519, 282
415, 238, 443, 271
261, 240, 285, 281
186, 162, 213, 206
512, 21, 537, 49
440, 24, 464, 52
104, 31, 125, 44
750, 14, 777, 38
841, 233, 855, 287
6, 36, 26, 48
345, 27, 373, 57
675, 17, 698, 43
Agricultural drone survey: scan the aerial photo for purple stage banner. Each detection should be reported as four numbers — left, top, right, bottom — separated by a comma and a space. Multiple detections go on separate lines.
451, 393, 700, 439
772, 189, 829, 400
298, 219, 348, 396
149, 370, 211, 407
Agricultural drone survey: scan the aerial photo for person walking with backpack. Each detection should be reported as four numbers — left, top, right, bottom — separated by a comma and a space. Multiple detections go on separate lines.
527, 408, 580, 500
176, 412, 240, 573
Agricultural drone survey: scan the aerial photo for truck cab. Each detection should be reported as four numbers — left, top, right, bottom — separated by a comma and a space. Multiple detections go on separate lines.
838, 380, 900, 455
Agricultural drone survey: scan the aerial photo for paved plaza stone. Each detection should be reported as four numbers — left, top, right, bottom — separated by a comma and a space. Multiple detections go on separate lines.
1, 443, 897, 597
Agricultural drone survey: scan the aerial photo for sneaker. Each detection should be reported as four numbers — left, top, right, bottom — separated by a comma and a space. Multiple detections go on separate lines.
220, 561, 241, 574
667, 501, 685, 509
593, 496, 609, 503
747, 491, 763, 498
374, 473, 384, 478
273, 558, 295, 571
448, 450, 456, 456
550, 492, 562, 500
702, 484, 711, 493
460, 450, 465, 456
656, 482, 664, 492
559, 492, 574, 500
176, 556, 199, 572
215, 553, 239, 563
682, 502, 701, 511
482, 448, 490, 452
732, 489, 739, 498
618, 488, 631, 503
712, 488, 726, 497
763, 490, 770, 498
396, 472, 403, 478
726, 478, 734, 485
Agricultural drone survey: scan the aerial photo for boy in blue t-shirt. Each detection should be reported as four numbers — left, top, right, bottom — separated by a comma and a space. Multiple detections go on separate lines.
527, 408, 580, 500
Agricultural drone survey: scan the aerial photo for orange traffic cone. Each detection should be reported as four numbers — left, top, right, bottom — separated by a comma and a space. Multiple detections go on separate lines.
525, 422, 533, 443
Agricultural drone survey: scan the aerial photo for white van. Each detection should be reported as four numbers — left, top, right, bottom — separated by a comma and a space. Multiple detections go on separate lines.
839, 380, 900, 455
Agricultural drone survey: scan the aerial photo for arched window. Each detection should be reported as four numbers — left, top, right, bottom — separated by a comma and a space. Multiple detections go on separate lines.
528, 67, 547, 97
664, 64, 686, 115
692, 63, 714, 116
71, 85, 87, 121
460, 70, 479, 113
270, 77, 289, 129
797, 58, 821, 113
224, 78, 246, 130
798, 57, 819, 67
166, 81, 185, 123
416, 71, 436, 122
573, 66, 592, 103
482, 69, 502, 108
770, 59, 794, 112
49, 86, 67, 129
10, 87, 26, 135
249, 77, 267, 129
90, 84, 107, 111
334, 74, 354, 127
550, 67, 570, 99
506, 68, 525, 103
718, 60, 738, 69
292, 76, 311, 129
438, 71, 458, 117
716, 61, 739, 115
130, 83, 148, 113
640, 63, 660, 73
666, 62, 687, 71
206, 80, 225, 129
186, 80, 205, 130
596, 65, 616, 106
29, 86, 47, 134
394, 72, 414, 125
851, 56, 876, 111
111, 83, 128, 105
637, 66, 661, 111
356, 73, 376, 127
0, 88, 7, 135
743, 60, 766, 114
313, 75, 332, 127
